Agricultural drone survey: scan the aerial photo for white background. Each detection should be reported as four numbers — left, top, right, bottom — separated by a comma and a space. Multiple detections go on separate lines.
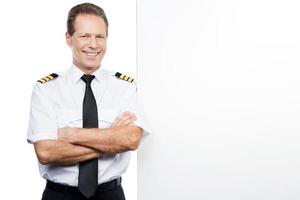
138, 0, 300, 199
0, 0, 137, 199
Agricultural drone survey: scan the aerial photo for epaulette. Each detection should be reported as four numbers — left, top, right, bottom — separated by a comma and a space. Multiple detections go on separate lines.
37, 73, 59, 84
115, 72, 134, 83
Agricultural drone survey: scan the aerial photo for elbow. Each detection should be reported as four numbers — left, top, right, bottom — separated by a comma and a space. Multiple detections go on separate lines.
37, 151, 51, 165
127, 127, 142, 151
34, 141, 53, 165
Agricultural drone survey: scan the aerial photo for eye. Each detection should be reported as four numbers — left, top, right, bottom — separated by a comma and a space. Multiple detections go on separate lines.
80, 35, 87, 38
97, 35, 105, 39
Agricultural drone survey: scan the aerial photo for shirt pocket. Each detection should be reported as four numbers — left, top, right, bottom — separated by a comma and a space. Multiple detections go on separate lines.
98, 109, 118, 128
57, 108, 81, 128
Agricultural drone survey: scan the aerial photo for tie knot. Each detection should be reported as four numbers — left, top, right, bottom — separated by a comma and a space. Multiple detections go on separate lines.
81, 74, 95, 84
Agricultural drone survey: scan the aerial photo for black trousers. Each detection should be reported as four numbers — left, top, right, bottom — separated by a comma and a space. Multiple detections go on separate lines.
41, 181, 126, 200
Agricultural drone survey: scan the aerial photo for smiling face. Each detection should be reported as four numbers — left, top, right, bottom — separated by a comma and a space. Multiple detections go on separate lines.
66, 14, 107, 74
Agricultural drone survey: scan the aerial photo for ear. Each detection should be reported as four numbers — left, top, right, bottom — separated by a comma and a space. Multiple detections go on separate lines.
65, 32, 72, 46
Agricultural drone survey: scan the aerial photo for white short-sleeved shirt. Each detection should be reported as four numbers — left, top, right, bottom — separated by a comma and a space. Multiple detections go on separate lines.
27, 65, 149, 186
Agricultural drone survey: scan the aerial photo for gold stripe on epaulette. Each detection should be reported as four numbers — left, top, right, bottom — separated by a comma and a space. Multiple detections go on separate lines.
46, 75, 54, 80
115, 72, 134, 83
128, 77, 133, 83
37, 73, 59, 84
38, 79, 46, 84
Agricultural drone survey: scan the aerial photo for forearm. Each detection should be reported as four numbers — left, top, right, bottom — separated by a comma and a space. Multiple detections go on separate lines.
34, 140, 100, 166
68, 126, 142, 154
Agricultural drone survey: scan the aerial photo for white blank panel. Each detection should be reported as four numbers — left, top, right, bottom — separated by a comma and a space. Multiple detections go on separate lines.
137, 0, 300, 199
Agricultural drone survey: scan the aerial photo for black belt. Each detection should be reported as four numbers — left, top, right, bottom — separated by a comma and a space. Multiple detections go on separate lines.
46, 177, 121, 195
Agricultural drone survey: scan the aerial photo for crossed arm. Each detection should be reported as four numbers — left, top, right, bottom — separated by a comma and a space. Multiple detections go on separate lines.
34, 112, 142, 166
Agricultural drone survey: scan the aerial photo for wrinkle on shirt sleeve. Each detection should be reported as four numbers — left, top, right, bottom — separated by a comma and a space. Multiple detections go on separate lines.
27, 83, 58, 144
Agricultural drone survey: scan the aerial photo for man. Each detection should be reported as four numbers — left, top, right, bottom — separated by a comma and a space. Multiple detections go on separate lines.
27, 3, 148, 200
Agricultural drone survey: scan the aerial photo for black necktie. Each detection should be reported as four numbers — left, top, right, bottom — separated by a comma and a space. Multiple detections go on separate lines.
78, 74, 98, 198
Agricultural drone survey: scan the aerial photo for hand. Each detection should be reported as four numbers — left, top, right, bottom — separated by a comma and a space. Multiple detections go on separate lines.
111, 111, 137, 127
58, 127, 79, 143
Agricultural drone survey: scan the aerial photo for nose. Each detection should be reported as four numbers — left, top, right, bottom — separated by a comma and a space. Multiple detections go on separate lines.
89, 37, 97, 49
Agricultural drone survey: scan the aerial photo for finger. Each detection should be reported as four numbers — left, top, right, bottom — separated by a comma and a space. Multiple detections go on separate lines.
111, 112, 132, 127
118, 116, 137, 126
114, 112, 132, 123
115, 113, 136, 126
57, 128, 68, 140
112, 113, 136, 127
114, 115, 133, 126
117, 113, 135, 125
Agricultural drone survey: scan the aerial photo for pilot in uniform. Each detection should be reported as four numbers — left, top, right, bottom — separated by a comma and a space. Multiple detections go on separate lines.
27, 64, 149, 199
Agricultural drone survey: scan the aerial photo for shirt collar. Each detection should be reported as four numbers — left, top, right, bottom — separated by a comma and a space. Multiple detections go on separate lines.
70, 64, 105, 84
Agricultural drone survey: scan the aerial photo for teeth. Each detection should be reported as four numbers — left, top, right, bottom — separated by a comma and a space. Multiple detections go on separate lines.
84, 52, 98, 56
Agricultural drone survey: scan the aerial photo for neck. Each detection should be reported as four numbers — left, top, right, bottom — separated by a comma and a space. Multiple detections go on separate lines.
74, 63, 100, 75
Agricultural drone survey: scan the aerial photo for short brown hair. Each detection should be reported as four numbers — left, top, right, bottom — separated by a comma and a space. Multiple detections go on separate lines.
67, 2, 109, 36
